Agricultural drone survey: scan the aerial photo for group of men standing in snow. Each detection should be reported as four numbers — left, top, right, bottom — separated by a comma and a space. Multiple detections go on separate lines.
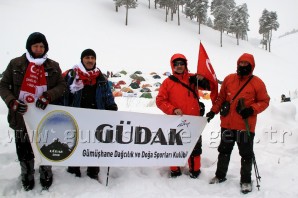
0, 32, 269, 194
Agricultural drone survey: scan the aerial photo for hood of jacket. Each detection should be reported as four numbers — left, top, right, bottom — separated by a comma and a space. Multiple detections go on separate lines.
170, 53, 189, 77
237, 53, 255, 75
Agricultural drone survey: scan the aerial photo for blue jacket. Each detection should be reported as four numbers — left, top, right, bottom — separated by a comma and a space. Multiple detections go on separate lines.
63, 70, 117, 111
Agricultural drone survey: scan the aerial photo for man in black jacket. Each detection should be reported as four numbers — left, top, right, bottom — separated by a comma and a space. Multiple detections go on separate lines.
63, 49, 117, 180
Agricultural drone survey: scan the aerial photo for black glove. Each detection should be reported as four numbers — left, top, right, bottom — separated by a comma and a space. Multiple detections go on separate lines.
189, 75, 197, 85
239, 107, 254, 119
106, 104, 118, 111
10, 100, 28, 115
206, 111, 215, 122
199, 101, 205, 116
36, 93, 50, 110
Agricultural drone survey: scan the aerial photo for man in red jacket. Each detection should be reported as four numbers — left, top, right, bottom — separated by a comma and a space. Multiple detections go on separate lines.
206, 53, 270, 193
156, 53, 209, 178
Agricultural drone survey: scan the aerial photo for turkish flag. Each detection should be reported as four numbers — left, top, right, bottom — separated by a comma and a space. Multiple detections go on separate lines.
197, 42, 218, 104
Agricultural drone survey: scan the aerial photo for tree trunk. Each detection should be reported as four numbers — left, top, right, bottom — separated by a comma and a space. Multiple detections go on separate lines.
268, 30, 272, 52
178, 5, 180, 26
265, 33, 268, 50
155, 0, 157, 9
116, 5, 118, 12
220, 30, 223, 47
171, 9, 174, 21
149, 0, 150, 9
198, 21, 201, 34
236, 33, 239, 45
165, 6, 168, 22
125, 5, 128, 26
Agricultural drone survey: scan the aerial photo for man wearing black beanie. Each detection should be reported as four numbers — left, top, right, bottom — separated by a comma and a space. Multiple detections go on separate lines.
0, 32, 66, 191
26, 32, 49, 58
80, 48, 97, 71
63, 49, 118, 180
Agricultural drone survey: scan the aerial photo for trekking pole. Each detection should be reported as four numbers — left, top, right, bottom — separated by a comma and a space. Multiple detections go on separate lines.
239, 98, 261, 191
106, 167, 110, 187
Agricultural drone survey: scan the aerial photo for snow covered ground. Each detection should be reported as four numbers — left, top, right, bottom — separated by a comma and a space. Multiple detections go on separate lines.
1, 0, 298, 197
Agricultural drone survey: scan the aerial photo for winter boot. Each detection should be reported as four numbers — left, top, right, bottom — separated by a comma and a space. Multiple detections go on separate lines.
67, 166, 81, 177
170, 167, 182, 178
241, 182, 252, 194
188, 155, 201, 179
189, 170, 201, 179
20, 159, 35, 191
39, 166, 53, 190
209, 176, 227, 184
87, 167, 100, 180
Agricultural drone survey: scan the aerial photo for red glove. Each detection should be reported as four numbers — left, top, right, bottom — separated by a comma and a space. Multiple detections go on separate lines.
36, 93, 51, 110
10, 100, 28, 115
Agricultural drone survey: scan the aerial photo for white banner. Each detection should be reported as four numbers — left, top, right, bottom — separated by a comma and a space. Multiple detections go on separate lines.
24, 104, 207, 167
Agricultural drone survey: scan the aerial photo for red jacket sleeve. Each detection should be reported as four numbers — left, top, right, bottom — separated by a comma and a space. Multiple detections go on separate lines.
156, 79, 176, 115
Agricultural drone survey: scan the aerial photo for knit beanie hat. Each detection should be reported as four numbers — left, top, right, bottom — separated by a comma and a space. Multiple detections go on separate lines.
26, 32, 49, 57
81, 49, 96, 60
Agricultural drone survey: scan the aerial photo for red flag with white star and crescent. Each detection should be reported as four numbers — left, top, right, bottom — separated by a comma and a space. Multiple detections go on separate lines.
197, 42, 218, 104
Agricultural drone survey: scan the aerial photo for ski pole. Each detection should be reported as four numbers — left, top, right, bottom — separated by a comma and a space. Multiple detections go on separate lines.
106, 167, 110, 187
239, 98, 261, 190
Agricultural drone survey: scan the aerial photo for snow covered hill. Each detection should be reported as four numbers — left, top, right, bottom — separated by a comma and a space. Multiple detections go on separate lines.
0, 0, 298, 197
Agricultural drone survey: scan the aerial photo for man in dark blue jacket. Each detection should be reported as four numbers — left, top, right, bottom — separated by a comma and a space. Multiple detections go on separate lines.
63, 49, 117, 180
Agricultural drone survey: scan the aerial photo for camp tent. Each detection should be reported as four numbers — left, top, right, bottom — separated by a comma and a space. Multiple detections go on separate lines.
129, 82, 140, 89
121, 87, 134, 93
153, 82, 161, 87
140, 87, 151, 92
120, 70, 127, 75
130, 74, 145, 81
141, 84, 152, 88
112, 73, 122, 77
163, 71, 171, 76
152, 74, 161, 79
113, 84, 121, 89
112, 91, 123, 97
117, 80, 126, 85
140, 92, 152, 99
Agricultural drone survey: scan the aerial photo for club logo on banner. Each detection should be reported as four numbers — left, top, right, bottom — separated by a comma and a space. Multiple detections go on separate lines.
37, 110, 78, 162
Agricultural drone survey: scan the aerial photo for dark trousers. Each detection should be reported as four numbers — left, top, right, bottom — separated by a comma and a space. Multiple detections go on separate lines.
215, 128, 254, 183
15, 128, 52, 178
15, 128, 34, 162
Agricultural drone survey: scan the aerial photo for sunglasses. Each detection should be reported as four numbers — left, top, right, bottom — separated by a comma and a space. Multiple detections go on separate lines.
173, 61, 185, 67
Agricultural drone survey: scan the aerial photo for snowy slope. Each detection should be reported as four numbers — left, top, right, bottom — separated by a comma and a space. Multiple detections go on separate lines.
0, 0, 298, 197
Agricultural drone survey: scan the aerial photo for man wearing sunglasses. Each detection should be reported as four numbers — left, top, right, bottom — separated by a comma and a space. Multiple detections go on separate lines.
156, 53, 210, 179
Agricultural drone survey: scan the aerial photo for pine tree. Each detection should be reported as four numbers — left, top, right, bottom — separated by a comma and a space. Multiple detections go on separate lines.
115, 0, 138, 25
206, 17, 213, 28
176, 0, 187, 26
259, 9, 279, 52
159, 0, 171, 22
194, 0, 208, 34
229, 3, 249, 45
185, 0, 195, 20
184, 0, 208, 33
211, 0, 235, 47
